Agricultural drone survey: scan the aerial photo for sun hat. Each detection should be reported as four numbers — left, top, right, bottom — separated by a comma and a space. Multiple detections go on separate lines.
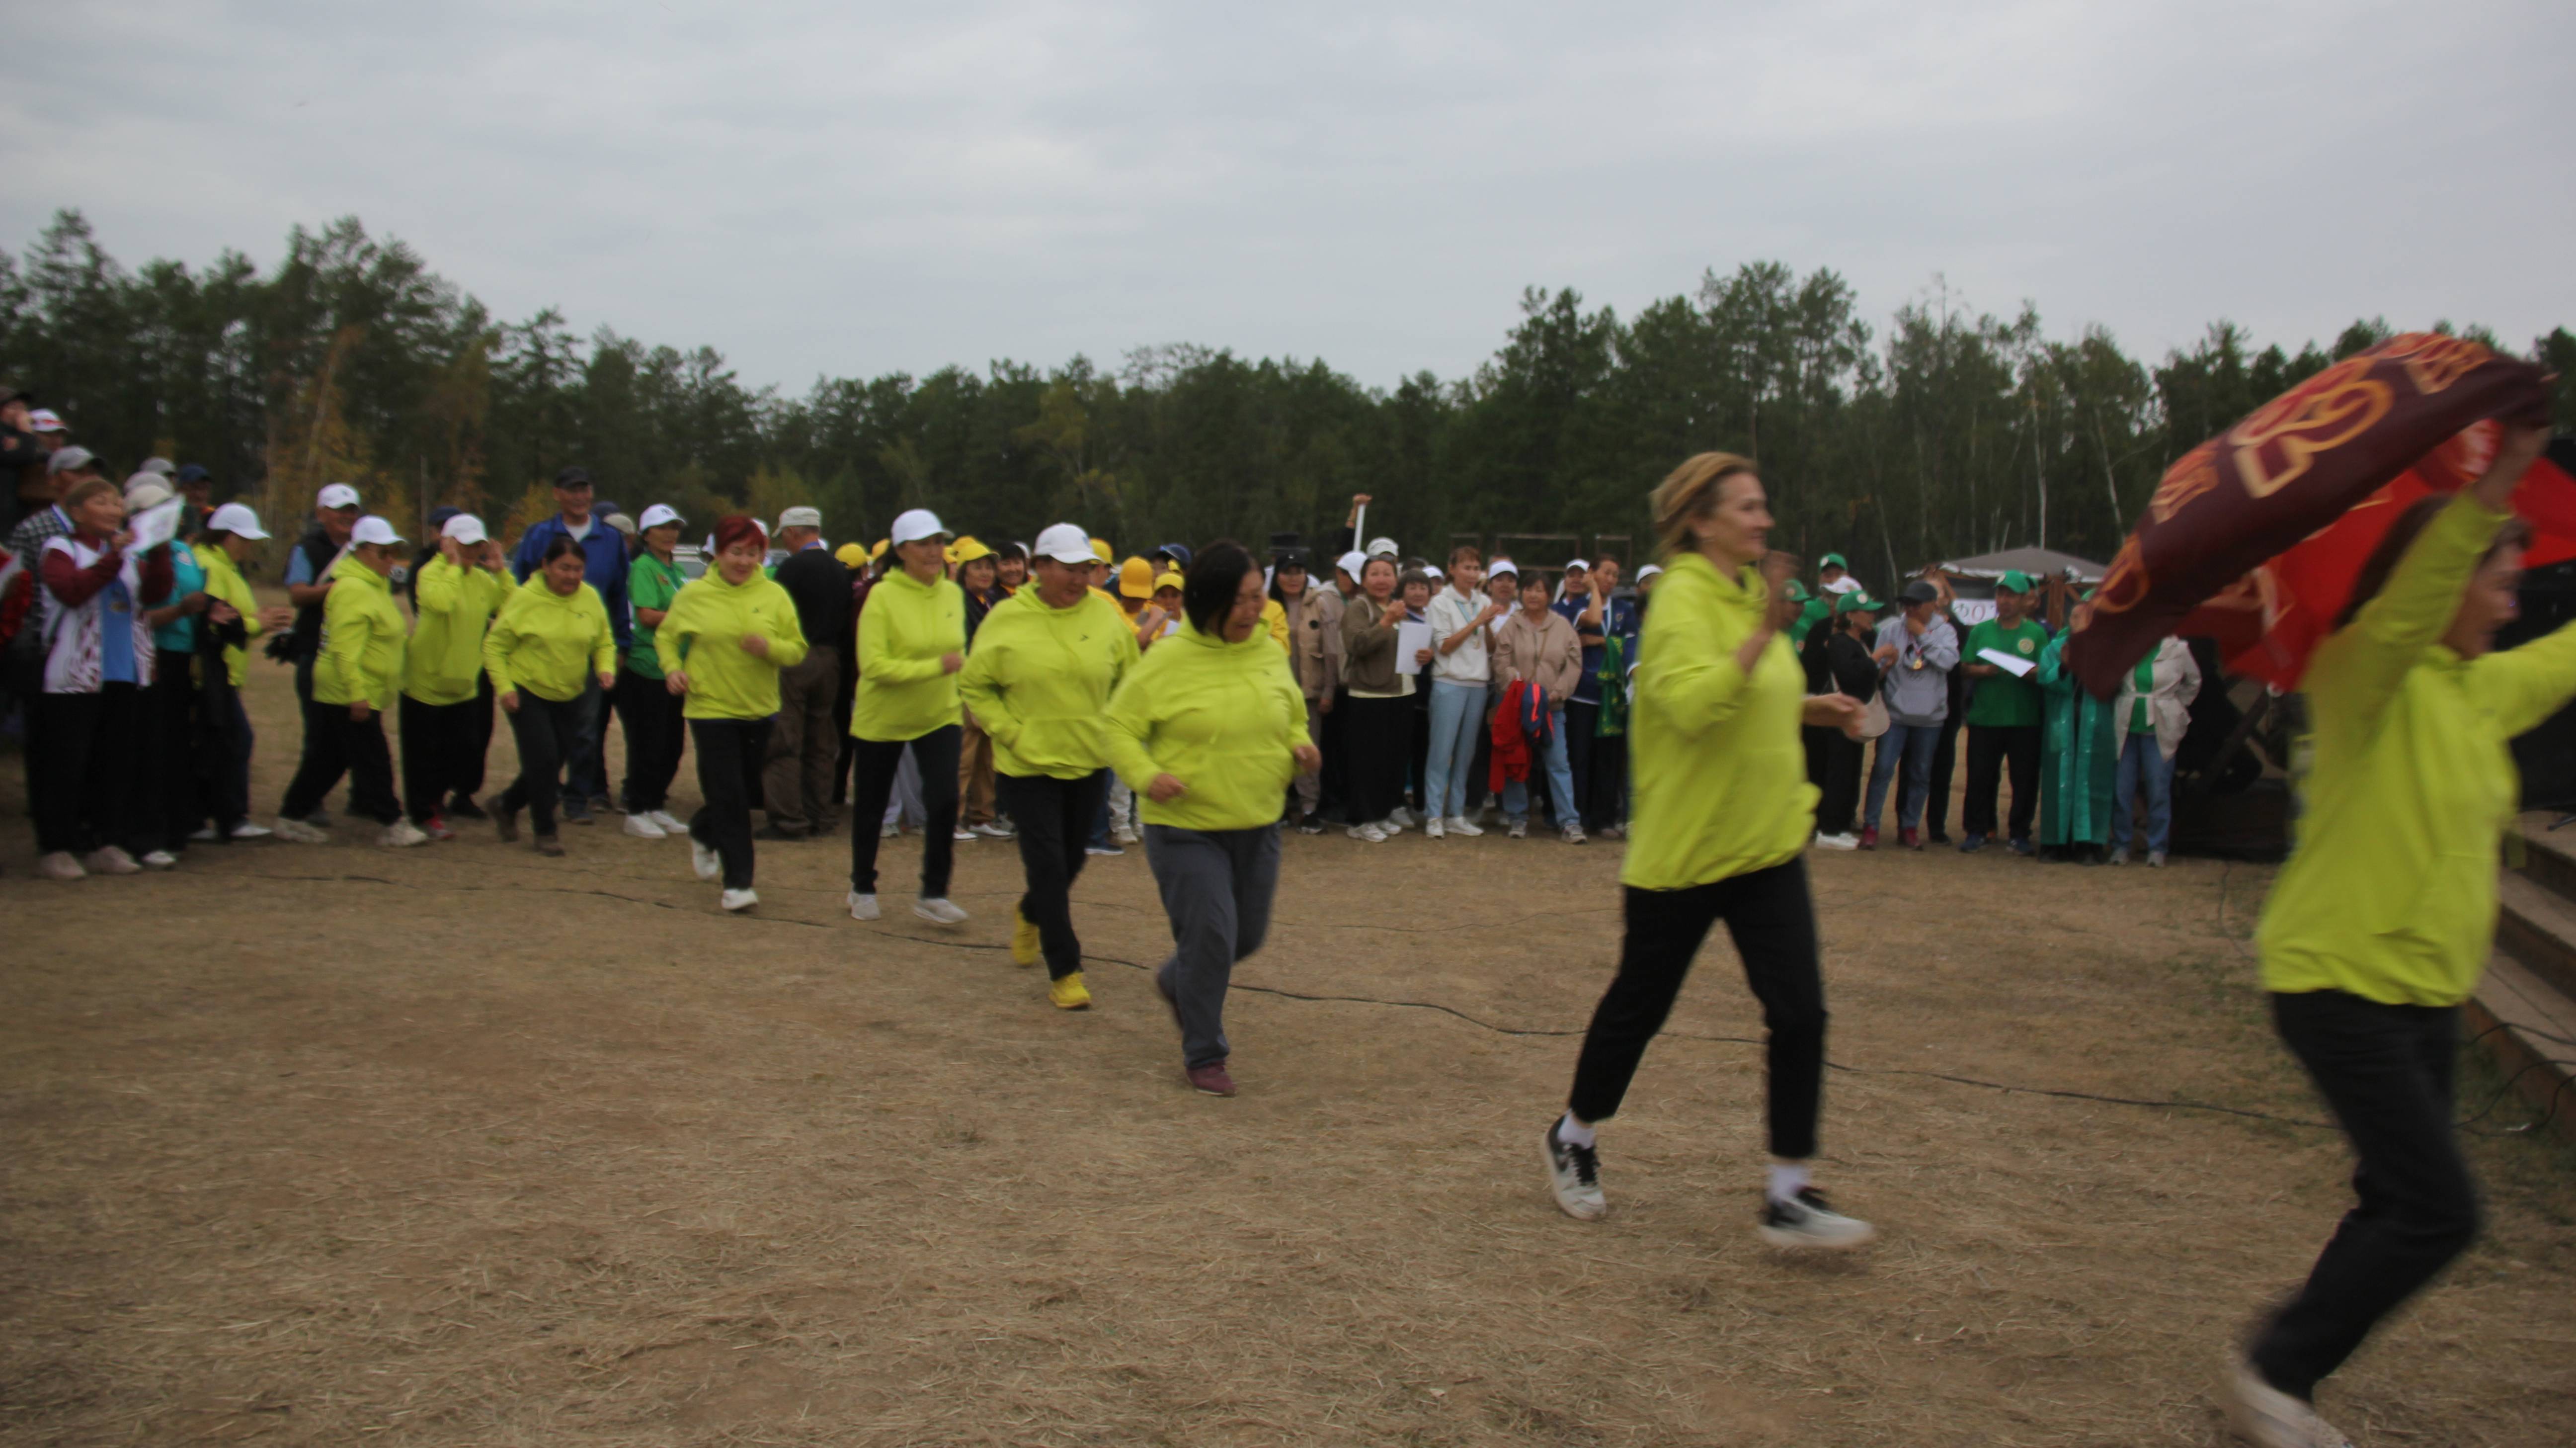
350, 515, 406, 547
316, 482, 360, 510
1034, 523, 1099, 565
442, 513, 490, 545
637, 503, 685, 531
1118, 556, 1156, 599
206, 502, 268, 540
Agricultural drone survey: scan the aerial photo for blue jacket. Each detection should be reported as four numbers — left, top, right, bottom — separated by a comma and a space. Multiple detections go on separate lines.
512, 514, 632, 650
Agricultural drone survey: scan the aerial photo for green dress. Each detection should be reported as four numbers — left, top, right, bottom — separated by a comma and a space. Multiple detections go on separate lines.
2035, 630, 2117, 848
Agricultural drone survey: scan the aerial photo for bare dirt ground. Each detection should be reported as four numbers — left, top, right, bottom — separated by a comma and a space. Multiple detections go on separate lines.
2, 611, 2571, 1447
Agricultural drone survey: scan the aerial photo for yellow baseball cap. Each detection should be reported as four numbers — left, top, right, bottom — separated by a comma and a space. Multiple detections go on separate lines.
868, 538, 889, 561
950, 535, 993, 565
834, 542, 869, 568
1118, 556, 1156, 598
1153, 570, 1184, 594
1089, 537, 1114, 564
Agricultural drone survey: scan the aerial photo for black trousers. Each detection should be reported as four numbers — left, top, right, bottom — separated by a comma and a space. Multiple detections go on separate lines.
202, 688, 254, 834
688, 717, 771, 890
996, 769, 1109, 980
455, 677, 495, 802
147, 650, 201, 852
30, 685, 145, 855
400, 694, 490, 824
1339, 694, 1412, 826
848, 724, 961, 896
281, 702, 401, 825
1567, 859, 1827, 1160
563, 673, 607, 804
1815, 732, 1864, 836
1802, 723, 1832, 794
1584, 730, 1628, 831
614, 669, 687, 812
1963, 724, 2041, 842
1317, 686, 1352, 819
499, 694, 584, 836
2250, 991, 2479, 1400
1565, 699, 1598, 827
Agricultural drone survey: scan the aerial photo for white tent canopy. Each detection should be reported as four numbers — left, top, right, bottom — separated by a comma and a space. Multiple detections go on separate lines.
1935, 546, 2108, 585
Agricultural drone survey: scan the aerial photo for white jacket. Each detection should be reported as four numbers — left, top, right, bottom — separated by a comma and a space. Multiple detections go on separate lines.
39, 534, 156, 694
2113, 636, 2201, 762
1425, 585, 1492, 684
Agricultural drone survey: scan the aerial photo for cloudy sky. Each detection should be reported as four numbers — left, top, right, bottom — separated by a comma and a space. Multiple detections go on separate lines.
9, 0, 2569, 392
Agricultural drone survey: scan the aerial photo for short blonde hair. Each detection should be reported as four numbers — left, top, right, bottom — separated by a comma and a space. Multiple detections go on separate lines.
1650, 452, 1758, 559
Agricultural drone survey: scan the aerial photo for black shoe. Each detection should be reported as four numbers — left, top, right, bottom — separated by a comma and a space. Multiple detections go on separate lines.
1928, 831, 1951, 845
488, 795, 520, 844
560, 796, 594, 825
755, 823, 807, 842
1296, 812, 1325, 835
588, 793, 616, 816
445, 795, 488, 821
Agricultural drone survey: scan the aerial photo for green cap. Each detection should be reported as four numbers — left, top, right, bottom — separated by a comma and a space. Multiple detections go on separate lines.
1997, 569, 2033, 594
1782, 579, 1810, 601
1820, 552, 1848, 569
1835, 591, 1882, 616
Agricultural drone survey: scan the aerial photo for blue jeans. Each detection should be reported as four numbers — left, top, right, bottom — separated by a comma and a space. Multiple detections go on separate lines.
1504, 708, 1578, 826
2114, 732, 2175, 854
1863, 720, 1940, 832
1423, 679, 1485, 821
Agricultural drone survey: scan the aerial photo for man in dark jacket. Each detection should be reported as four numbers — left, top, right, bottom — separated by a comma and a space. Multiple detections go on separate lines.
762, 506, 851, 839
0, 384, 48, 537
510, 466, 630, 822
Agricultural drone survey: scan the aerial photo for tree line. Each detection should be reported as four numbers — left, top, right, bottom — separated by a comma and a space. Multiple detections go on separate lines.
5, 208, 2571, 574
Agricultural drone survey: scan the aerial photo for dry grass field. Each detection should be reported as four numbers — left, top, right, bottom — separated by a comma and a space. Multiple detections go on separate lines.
2, 609, 2571, 1447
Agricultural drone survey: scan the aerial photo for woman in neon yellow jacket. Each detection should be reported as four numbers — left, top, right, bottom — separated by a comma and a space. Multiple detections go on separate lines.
481, 533, 616, 856
654, 515, 808, 912
1539, 453, 1876, 1253
399, 513, 510, 838
1102, 541, 1317, 1098
845, 507, 970, 928
276, 515, 420, 847
2228, 423, 2569, 1447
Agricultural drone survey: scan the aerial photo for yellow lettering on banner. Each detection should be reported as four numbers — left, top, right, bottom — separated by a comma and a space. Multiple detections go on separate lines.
2147, 443, 2220, 523
2229, 356, 2393, 499
2381, 332, 2489, 396
2088, 538, 2149, 616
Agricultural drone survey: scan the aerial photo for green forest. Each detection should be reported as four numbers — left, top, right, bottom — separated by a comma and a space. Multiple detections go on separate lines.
5, 209, 2572, 572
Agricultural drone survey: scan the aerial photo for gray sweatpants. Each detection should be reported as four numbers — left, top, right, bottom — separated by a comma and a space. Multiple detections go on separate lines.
1142, 822, 1282, 1068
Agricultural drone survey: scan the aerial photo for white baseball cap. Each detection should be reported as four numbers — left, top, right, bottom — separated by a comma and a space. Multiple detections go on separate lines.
140, 457, 175, 476
1488, 557, 1519, 578
317, 482, 361, 510
1032, 522, 1096, 565
207, 502, 268, 540
777, 505, 822, 531
1563, 557, 1590, 571
26, 408, 65, 433
1366, 535, 1400, 558
123, 476, 176, 511
1336, 549, 1368, 579
350, 515, 406, 546
441, 513, 489, 545
637, 503, 684, 531
1635, 563, 1664, 582
1422, 563, 1444, 580
889, 508, 948, 547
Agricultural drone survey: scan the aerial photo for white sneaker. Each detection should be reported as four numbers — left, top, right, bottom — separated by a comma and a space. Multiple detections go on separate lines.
2109, 847, 2130, 866
1377, 815, 1404, 836
1112, 825, 1139, 846
188, 825, 219, 843
2149, 850, 2169, 868
953, 828, 977, 841
1426, 817, 1446, 840
1508, 819, 1528, 839
914, 896, 969, 925
847, 890, 880, 921
1560, 823, 1586, 845
690, 838, 721, 881
647, 809, 686, 834
380, 820, 431, 848
1542, 1124, 1607, 1221
1443, 815, 1483, 837
720, 887, 759, 912
2223, 1355, 2351, 1448
880, 821, 900, 838
229, 821, 275, 840
37, 851, 85, 881
83, 846, 142, 875
970, 821, 1015, 838
140, 850, 179, 870
623, 813, 668, 839
1346, 822, 1388, 843
1387, 805, 1417, 829
272, 817, 328, 844
1812, 831, 1859, 851
1757, 1188, 1876, 1250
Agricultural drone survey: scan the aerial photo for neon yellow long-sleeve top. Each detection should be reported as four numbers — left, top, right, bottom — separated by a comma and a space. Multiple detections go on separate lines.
851, 568, 966, 742
190, 541, 264, 688
404, 555, 511, 705
314, 560, 407, 711
2259, 494, 2576, 1007
1620, 550, 1817, 890
1102, 617, 1307, 831
484, 576, 617, 703
653, 568, 810, 720
958, 587, 1139, 779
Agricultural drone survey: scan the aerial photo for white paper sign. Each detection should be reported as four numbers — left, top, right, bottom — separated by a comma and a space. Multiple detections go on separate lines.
1395, 619, 1433, 675
1950, 598, 1998, 625
125, 497, 185, 551
1977, 646, 2036, 679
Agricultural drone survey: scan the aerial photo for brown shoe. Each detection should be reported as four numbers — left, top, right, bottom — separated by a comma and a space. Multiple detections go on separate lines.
535, 834, 564, 857
1185, 1062, 1237, 1098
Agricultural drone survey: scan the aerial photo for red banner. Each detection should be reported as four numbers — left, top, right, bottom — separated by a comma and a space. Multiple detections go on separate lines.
2067, 333, 2556, 698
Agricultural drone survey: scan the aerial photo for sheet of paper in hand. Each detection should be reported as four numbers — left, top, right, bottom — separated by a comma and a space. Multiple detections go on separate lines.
2067, 333, 2554, 699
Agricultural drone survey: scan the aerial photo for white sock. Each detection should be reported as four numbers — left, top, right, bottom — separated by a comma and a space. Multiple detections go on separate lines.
1767, 1163, 1810, 1204
1555, 1113, 1596, 1149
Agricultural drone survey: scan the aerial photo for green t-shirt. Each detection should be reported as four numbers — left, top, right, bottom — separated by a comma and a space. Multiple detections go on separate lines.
1792, 596, 1833, 647
2130, 655, 2155, 732
1962, 619, 2048, 727
626, 554, 688, 679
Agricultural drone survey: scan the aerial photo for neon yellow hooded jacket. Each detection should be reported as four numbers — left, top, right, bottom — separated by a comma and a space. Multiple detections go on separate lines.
959, 587, 1139, 779
1103, 618, 1306, 831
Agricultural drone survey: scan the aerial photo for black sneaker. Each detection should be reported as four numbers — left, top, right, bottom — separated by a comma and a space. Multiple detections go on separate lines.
445, 795, 488, 821
1542, 1124, 1606, 1220
560, 796, 594, 825
1757, 1187, 1876, 1249
1296, 812, 1325, 835
754, 823, 807, 842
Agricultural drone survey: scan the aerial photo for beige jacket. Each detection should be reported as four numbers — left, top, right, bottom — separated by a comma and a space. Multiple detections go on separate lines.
2113, 636, 2203, 762
1492, 607, 1581, 703
1282, 584, 1342, 699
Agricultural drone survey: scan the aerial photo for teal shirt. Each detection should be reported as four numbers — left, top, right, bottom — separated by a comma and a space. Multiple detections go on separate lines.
151, 542, 208, 653
627, 553, 687, 679
1963, 619, 2048, 728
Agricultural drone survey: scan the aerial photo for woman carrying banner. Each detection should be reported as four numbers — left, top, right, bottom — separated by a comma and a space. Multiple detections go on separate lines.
1539, 452, 1875, 1250
2225, 422, 2568, 1448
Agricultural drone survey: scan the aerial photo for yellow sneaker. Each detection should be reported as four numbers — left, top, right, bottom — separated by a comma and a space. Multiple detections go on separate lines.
1011, 907, 1041, 967
1047, 971, 1091, 1011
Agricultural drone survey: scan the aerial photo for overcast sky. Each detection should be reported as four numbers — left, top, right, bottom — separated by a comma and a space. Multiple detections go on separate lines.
9, 0, 2569, 394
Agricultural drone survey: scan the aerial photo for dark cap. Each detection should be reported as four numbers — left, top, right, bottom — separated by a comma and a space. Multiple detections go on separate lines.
1898, 579, 1940, 606
427, 506, 463, 530
175, 463, 212, 485
0, 381, 29, 407
553, 466, 594, 490
1153, 542, 1194, 568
